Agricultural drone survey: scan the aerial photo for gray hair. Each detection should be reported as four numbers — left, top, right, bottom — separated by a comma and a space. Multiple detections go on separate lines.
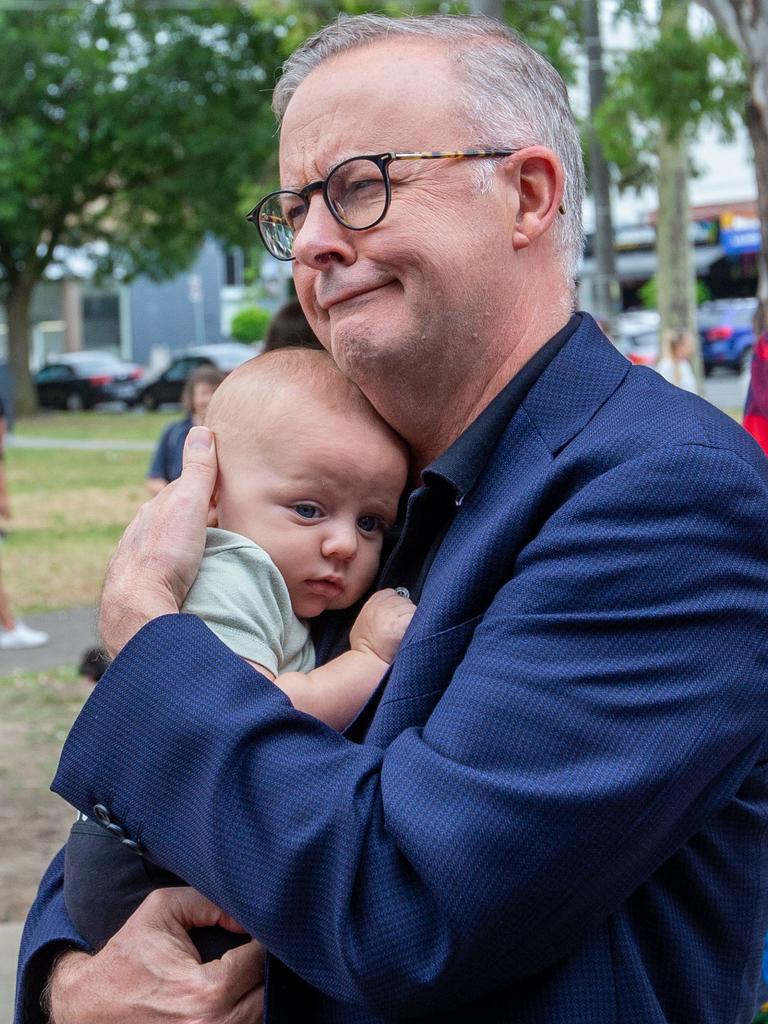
272, 13, 584, 285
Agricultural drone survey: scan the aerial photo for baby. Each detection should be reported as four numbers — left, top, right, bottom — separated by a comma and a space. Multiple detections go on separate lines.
64, 348, 412, 959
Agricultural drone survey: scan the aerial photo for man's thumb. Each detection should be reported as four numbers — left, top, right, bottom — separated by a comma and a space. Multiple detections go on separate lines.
182, 426, 217, 482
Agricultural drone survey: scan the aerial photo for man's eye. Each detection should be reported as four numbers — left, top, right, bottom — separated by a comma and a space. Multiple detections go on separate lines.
357, 515, 383, 534
293, 504, 321, 520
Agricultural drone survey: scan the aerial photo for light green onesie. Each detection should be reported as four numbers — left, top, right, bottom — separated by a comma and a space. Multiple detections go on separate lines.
182, 527, 315, 674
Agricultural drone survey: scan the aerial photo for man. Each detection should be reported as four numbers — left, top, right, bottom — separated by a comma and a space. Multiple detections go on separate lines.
16, 14, 768, 1023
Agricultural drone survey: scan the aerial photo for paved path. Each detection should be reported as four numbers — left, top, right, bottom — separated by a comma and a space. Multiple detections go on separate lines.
0, 606, 99, 675
0, 922, 22, 1021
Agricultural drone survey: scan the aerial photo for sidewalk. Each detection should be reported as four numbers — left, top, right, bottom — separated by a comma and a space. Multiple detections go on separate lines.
0, 922, 22, 1021
0, 606, 99, 675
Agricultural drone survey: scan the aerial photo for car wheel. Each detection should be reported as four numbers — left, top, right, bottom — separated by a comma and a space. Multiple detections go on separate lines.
738, 346, 753, 374
65, 392, 85, 412
703, 364, 714, 378
142, 391, 159, 411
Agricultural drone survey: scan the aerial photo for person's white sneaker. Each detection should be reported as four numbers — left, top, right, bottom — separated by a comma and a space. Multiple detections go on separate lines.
0, 622, 49, 649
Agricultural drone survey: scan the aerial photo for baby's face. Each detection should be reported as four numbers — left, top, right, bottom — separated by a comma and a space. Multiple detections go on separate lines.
214, 399, 407, 618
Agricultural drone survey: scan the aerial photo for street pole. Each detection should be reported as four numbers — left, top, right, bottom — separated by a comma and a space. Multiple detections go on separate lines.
467, 0, 503, 20
583, 0, 620, 335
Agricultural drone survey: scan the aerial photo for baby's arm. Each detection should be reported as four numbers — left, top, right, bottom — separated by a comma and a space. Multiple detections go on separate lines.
250, 589, 415, 731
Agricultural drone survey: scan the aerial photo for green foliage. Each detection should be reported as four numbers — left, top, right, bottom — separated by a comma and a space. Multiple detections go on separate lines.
638, 274, 710, 308
249, 0, 582, 89
594, 2, 746, 192
0, 3, 283, 286
230, 305, 272, 343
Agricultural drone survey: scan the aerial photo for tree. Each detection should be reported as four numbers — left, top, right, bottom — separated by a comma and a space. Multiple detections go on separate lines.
0, 3, 281, 413
594, 0, 743, 354
692, 0, 768, 333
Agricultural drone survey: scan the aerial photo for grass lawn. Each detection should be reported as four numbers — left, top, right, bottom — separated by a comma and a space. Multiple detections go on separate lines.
4, 437, 153, 612
0, 665, 92, 921
14, 409, 177, 442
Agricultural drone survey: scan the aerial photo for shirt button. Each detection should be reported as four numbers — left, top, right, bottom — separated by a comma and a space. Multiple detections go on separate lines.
121, 838, 145, 856
92, 804, 111, 825
105, 822, 126, 839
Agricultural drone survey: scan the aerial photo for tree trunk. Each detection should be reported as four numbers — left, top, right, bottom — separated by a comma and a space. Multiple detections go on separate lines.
5, 274, 39, 416
656, 0, 700, 376
746, 90, 768, 334
693, 0, 768, 333
467, 0, 504, 20
583, 0, 619, 333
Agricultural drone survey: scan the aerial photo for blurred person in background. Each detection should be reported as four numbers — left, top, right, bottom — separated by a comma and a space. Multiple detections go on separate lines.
0, 393, 48, 650
263, 297, 324, 352
146, 365, 226, 496
654, 329, 698, 394
744, 330, 768, 456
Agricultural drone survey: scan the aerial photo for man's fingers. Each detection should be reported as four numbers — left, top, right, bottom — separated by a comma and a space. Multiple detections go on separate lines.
144, 887, 247, 935
207, 939, 266, 1000
231, 982, 265, 1024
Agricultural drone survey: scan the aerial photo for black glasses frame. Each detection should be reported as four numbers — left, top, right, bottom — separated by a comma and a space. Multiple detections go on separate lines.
247, 149, 520, 261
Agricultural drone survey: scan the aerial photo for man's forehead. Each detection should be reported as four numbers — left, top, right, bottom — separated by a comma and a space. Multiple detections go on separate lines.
278, 39, 459, 180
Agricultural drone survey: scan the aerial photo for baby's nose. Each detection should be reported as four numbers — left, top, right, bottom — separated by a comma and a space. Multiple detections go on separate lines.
321, 522, 358, 561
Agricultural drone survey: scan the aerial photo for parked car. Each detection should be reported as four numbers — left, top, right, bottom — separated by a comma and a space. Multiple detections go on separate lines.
698, 297, 757, 375
137, 342, 258, 410
615, 310, 660, 366
35, 351, 143, 410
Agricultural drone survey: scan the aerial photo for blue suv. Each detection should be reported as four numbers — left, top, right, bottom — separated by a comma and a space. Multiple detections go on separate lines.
698, 298, 757, 376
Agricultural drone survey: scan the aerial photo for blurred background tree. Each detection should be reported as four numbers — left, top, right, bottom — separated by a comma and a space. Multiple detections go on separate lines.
0, 1, 281, 414
693, 0, 768, 333
594, 0, 743, 366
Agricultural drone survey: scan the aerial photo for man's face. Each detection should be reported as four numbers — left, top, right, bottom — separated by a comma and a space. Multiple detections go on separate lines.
214, 396, 407, 619
279, 40, 518, 391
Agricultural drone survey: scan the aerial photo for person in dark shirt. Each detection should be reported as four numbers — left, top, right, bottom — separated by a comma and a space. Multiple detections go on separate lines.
146, 365, 226, 496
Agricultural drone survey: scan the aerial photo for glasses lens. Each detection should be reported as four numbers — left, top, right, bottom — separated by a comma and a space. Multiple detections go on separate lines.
327, 158, 387, 229
258, 192, 305, 260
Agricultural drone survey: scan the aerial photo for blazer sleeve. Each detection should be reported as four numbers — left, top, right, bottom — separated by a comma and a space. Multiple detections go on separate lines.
49, 444, 768, 1018
14, 847, 90, 1024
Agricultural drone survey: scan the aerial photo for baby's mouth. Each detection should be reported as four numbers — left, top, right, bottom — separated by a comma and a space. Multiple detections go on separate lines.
304, 578, 344, 598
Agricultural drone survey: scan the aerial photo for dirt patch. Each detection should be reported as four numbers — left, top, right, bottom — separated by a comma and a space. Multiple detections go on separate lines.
0, 669, 92, 922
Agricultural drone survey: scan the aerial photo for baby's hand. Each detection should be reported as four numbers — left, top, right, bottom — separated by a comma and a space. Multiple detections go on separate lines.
350, 589, 416, 665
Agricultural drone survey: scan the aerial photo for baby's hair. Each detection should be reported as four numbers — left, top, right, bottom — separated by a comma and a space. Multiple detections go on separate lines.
205, 348, 405, 455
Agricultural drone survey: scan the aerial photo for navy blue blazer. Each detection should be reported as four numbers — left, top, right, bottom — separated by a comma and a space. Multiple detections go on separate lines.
17, 315, 768, 1023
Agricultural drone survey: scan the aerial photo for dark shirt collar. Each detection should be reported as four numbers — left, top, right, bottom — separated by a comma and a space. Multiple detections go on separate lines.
424, 313, 581, 502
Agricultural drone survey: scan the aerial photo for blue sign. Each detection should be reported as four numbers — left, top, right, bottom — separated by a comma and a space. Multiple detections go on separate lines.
721, 226, 762, 256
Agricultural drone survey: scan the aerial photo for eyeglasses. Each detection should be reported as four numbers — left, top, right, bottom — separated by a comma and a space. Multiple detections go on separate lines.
247, 149, 519, 262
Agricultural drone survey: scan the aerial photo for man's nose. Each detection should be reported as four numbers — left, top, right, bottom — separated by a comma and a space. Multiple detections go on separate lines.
293, 196, 357, 269
320, 521, 359, 561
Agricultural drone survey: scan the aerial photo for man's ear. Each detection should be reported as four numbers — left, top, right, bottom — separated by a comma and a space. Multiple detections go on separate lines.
501, 146, 564, 252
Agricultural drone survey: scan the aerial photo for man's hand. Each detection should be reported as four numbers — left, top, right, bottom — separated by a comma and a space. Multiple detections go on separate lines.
48, 887, 265, 1024
99, 426, 217, 656
350, 588, 416, 664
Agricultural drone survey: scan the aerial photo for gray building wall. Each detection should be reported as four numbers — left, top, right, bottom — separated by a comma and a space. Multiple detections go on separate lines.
128, 236, 224, 366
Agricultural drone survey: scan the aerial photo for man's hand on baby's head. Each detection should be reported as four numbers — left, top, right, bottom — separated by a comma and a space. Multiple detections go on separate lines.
99, 426, 218, 656
349, 589, 416, 665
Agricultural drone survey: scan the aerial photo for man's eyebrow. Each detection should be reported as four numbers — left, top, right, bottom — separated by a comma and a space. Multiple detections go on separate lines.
283, 150, 386, 189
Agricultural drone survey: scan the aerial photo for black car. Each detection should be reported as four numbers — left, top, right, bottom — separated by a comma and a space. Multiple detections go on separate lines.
35, 352, 143, 410
138, 343, 257, 410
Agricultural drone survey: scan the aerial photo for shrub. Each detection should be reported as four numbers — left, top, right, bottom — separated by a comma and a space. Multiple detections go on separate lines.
230, 306, 271, 344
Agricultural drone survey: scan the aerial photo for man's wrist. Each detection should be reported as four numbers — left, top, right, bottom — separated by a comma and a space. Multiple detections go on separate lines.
44, 949, 92, 1024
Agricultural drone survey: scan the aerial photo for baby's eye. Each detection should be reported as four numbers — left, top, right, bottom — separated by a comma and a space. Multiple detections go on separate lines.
357, 515, 383, 534
293, 503, 322, 520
